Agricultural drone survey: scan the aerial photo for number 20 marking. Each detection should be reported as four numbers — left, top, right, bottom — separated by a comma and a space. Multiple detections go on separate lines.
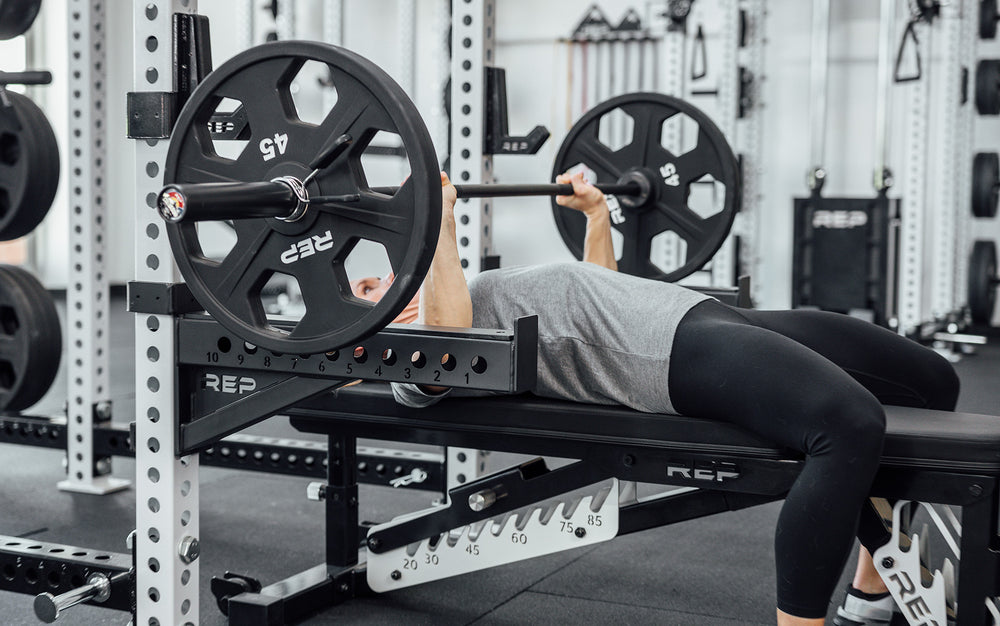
260, 132, 289, 161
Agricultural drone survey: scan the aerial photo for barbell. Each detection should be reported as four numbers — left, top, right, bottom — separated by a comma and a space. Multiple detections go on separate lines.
158, 41, 738, 355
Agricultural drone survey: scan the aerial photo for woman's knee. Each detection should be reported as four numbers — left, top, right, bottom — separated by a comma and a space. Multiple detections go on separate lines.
921, 351, 961, 410
808, 390, 886, 458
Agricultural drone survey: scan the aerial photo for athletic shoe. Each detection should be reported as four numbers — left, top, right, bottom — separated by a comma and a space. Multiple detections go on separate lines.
833, 586, 897, 625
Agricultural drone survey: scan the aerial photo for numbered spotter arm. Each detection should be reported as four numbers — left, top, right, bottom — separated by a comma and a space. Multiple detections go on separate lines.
176, 315, 538, 455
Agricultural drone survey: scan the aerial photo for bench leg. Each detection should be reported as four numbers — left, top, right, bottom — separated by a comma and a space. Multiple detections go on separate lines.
957, 487, 1000, 626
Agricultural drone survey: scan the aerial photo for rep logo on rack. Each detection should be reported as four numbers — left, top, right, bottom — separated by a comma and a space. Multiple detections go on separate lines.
202, 373, 257, 395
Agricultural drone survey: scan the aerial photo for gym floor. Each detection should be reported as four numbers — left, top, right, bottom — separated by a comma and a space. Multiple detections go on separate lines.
1, 295, 998, 625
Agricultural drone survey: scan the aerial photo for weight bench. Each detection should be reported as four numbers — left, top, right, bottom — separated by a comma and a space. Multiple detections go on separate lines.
210, 384, 1000, 625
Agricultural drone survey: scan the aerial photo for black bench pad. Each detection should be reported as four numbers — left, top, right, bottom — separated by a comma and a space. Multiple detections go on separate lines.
288, 384, 1000, 474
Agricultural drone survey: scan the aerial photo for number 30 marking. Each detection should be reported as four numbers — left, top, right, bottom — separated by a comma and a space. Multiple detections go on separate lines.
260, 132, 289, 161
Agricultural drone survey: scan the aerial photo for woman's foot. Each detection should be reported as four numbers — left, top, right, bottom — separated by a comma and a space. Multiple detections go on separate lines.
833, 586, 897, 625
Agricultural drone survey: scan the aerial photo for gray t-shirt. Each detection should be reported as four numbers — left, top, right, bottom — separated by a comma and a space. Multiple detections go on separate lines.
392, 262, 712, 414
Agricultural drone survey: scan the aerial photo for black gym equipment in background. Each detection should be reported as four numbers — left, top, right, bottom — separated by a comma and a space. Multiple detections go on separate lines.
792, 197, 897, 326
973, 152, 999, 218
0, 0, 41, 41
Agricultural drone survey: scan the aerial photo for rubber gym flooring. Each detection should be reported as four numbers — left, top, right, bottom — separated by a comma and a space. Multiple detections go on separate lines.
1, 294, 998, 625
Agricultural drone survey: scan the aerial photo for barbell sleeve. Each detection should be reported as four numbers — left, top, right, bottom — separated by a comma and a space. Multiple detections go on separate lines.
33, 573, 114, 623
158, 181, 298, 223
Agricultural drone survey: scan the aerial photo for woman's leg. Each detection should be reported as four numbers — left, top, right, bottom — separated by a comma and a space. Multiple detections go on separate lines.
669, 301, 887, 619
731, 307, 960, 410
730, 306, 961, 562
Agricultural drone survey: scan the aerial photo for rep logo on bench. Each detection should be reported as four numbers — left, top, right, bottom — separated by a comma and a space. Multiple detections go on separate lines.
666, 461, 740, 483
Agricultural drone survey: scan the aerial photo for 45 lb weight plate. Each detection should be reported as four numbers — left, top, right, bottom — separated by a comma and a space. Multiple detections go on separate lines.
551, 92, 739, 282
163, 41, 440, 355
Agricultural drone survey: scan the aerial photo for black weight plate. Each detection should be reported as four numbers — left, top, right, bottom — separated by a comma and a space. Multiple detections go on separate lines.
982, 0, 998, 39
969, 240, 998, 325
551, 92, 739, 282
0, 264, 61, 412
0, 91, 60, 241
0, 0, 41, 40
13, 90, 59, 240
972, 152, 999, 218
0, 264, 60, 410
164, 41, 440, 355
976, 59, 1000, 115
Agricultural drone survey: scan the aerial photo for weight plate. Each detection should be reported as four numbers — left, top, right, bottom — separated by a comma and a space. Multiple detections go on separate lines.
976, 59, 1000, 115
0, 0, 41, 40
0, 91, 60, 241
164, 41, 440, 355
969, 240, 998, 325
982, 0, 998, 39
1, 264, 60, 410
551, 92, 739, 282
0, 264, 61, 412
972, 152, 999, 218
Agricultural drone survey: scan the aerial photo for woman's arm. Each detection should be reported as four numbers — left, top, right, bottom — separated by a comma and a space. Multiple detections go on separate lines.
555, 172, 618, 272
418, 171, 472, 328
416, 172, 470, 394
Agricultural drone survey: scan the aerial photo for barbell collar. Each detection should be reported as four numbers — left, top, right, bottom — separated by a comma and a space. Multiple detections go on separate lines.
158, 180, 299, 223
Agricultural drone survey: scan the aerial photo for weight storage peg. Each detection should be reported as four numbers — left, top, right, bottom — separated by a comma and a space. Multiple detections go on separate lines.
972, 152, 999, 218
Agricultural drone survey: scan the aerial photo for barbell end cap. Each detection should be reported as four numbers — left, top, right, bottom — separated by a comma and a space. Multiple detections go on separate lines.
157, 187, 187, 223
33, 593, 59, 623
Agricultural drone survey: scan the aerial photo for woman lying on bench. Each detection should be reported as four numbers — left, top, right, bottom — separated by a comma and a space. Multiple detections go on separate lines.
349, 172, 960, 626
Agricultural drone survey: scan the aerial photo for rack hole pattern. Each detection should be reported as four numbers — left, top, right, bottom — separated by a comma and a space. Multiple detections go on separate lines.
134, 2, 200, 623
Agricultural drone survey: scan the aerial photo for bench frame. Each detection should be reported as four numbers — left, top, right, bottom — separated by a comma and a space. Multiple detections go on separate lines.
203, 405, 1000, 625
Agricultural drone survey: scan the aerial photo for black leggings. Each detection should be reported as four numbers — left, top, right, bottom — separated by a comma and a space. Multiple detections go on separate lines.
667, 301, 960, 619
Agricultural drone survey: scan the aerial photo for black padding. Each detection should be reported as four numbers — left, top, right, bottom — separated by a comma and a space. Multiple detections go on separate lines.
881, 408, 1000, 472
289, 384, 1000, 474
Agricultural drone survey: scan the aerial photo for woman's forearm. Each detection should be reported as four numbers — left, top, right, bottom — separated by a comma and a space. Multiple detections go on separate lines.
582, 211, 618, 272
418, 219, 472, 328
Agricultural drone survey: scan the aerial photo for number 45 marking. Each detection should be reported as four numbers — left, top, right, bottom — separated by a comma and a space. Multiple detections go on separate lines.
660, 162, 680, 186
260, 132, 289, 161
